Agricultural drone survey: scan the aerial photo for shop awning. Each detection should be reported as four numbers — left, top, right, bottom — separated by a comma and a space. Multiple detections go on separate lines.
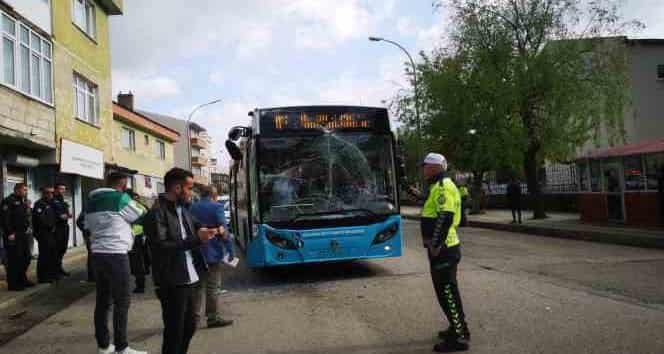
578, 138, 664, 160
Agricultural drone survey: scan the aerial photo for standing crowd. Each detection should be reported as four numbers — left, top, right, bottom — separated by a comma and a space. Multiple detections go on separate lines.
79, 169, 236, 354
1, 169, 237, 354
1, 183, 73, 291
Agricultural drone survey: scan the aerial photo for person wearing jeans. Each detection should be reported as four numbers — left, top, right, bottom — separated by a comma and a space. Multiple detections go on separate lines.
86, 172, 147, 354
190, 186, 234, 329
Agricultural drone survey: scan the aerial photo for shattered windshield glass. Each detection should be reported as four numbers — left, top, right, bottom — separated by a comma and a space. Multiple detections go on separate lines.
258, 132, 397, 223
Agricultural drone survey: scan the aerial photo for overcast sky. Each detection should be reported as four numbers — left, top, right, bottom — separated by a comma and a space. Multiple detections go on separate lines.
109, 0, 664, 171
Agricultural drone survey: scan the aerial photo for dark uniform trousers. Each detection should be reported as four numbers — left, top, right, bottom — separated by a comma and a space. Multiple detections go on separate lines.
428, 245, 468, 337
1, 195, 31, 289
33, 199, 58, 282
52, 196, 70, 273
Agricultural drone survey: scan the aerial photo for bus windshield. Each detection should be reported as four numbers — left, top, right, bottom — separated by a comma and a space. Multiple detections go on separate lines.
258, 132, 397, 223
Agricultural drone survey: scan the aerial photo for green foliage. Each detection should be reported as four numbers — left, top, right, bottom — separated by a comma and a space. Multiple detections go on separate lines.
397, 0, 641, 217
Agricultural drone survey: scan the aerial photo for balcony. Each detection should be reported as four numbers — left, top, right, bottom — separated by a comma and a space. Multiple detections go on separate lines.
191, 137, 208, 149
191, 156, 208, 166
98, 0, 123, 15
193, 174, 209, 186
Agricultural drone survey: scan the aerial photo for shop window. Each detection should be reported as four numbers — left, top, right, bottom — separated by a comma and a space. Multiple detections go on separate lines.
590, 160, 602, 192
646, 153, 664, 190
623, 156, 645, 191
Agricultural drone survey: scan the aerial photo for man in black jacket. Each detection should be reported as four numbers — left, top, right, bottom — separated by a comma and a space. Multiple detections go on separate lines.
1, 183, 33, 291
144, 168, 216, 354
52, 183, 72, 276
33, 187, 58, 283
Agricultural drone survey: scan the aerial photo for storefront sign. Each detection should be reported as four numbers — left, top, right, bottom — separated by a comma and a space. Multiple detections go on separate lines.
60, 139, 104, 180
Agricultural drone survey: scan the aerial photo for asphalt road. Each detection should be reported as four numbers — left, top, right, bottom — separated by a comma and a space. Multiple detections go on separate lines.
1, 220, 664, 354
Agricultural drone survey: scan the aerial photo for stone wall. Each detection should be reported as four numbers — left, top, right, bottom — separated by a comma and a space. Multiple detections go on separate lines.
0, 86, 55, 148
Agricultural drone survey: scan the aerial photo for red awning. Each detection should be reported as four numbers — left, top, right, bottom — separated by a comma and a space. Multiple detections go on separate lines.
579, 139, 664, 160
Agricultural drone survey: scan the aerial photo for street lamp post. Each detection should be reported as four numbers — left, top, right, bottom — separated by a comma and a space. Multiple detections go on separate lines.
186, 99, 222, 172
369, 36, 424, 188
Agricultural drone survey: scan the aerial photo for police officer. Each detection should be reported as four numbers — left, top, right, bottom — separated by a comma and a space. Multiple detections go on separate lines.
409, 153, 470, 352
1, 183, 34, 291
33, 187, 58, 283
52, 183, 72, 277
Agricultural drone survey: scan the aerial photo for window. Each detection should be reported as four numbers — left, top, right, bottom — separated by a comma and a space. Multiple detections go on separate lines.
623, 156, 645, 191
73, 0, 96, 39
73, 73, 99, 125
1, 12, 53, 104
192, 148, 201, 158
155, 140, 166, 160
192, 166, 202, 176
658, 65, 664, 80
144, 135, 149, 146
121, 127, 136, 151
646, 153, 664, 190
590, 160, 602, 192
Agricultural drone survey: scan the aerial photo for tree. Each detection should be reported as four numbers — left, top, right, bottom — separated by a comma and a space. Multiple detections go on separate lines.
419, 0, 643, 218
396, 46, 523, 212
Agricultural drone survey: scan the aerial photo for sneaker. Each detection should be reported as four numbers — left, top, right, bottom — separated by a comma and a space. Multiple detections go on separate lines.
98, 344, 115, 354
224, 257, 240, 268
115, 347, 147, 354
207, 318, 234, 329
133, 287, 145, 294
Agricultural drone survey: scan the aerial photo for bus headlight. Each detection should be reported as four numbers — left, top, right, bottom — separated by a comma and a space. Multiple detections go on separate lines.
266, 230, 298, 250
372, 223, 399, 245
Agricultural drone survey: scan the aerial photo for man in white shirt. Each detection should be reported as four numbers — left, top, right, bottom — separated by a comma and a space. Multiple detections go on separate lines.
144, 168, 217, 354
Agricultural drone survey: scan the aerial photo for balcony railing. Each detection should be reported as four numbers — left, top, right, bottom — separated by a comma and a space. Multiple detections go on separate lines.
191, 156, 208, 166
191, 137, 208, 149
193, 174, 209, 185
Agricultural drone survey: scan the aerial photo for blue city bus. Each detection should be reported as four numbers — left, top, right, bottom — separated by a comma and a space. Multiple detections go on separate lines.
225, 106, 403, 267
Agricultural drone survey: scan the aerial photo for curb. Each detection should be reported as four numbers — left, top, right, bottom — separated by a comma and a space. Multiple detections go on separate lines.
401, 214, 664, 249
0, 247, 88, 312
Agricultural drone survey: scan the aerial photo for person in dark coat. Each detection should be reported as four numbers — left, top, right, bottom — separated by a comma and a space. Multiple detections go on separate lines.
1, 183, 34, 291
126, 189, 150, 293
52, 183, 72, 277
76, 212, 95, 282
144, 168, 217, 354
658, 166, 664, 226
506, 177, 523, 224
33, 187, 58, 283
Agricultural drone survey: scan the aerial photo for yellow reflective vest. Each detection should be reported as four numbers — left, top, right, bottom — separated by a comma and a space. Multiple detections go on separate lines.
421, 177, 461, 248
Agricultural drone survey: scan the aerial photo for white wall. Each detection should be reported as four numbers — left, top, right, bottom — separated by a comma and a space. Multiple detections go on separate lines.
4, 0, 52, 34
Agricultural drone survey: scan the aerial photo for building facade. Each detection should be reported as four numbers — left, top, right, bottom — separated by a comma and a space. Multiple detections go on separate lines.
0, 1, 56, 203
573, 38, 664, 225
45, 0, 122, 247
139, 110, 213, 187
113, 94, 178, 202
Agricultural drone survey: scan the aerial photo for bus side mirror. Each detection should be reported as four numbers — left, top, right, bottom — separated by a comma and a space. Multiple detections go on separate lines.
228, 127, 243, 141
226, 140, 243, 161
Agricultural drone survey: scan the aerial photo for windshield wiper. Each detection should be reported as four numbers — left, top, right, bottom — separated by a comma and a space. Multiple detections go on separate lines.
293, 208, 379, 221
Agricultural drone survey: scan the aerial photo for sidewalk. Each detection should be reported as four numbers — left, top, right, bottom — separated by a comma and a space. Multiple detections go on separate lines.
0, 246, 88, 311
401, 207, 664, 249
